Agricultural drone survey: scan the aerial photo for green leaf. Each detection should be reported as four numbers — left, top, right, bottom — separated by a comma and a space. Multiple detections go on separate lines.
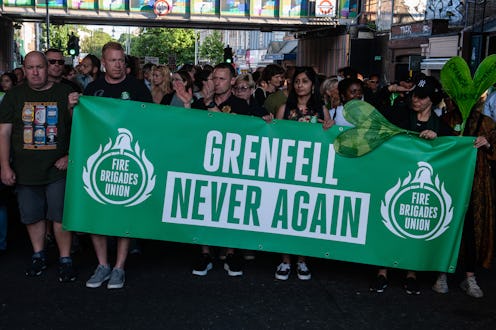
334, 100, 413, 157
441, 55, 496, 133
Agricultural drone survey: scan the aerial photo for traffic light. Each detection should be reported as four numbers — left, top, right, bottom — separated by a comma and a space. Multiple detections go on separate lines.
67, 33, 80, 56
223, 45, 233, 63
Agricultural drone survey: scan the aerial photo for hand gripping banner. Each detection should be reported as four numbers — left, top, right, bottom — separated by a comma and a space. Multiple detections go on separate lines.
64, 96, 477, 272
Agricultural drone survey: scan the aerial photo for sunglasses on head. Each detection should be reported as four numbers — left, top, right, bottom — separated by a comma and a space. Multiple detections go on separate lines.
48, 59, 65, 65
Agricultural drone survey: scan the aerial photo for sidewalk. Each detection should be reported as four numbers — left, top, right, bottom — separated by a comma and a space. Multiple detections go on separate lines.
1, 220, 496, 329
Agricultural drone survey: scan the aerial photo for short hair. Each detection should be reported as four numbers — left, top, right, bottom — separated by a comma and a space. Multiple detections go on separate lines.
102, 41, 124, 57
44, 48, 63, 56
235, 73, 256, 89
142, 62, 154, 73
261, 64, 285, 83
25, 51, 48, 67
338, 78, 363, 102
214, 63, 236, 78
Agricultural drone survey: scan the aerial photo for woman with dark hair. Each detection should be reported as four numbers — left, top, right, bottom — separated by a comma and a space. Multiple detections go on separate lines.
193, 66, 214, 100
1, 72, 17, 93
76, 54, 101, 90
371, 76, 454, 295
274, 67, 332, 281
254, 64, 285, 106
161, 70, 196, 108
276, 66, 331, 124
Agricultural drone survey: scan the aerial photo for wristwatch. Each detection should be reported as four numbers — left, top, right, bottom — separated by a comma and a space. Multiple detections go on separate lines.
206, 101, 217, 108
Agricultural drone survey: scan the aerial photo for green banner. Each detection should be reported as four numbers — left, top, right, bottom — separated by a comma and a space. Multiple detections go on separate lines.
64, 96, 477, 272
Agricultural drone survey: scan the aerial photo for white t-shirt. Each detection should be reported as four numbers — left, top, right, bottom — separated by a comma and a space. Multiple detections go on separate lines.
329, 105, 354, 127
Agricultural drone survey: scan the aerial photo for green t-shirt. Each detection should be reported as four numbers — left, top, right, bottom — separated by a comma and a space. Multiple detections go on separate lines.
263, 90, 287, 116
0, 83, 73, 185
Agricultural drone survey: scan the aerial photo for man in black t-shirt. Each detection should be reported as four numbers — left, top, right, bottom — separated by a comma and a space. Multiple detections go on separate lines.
79, 42, 152, 290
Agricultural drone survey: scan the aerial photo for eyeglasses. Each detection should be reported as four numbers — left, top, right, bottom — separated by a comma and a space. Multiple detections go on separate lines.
369, 80, 379, 84
234, 86, 251, 91
48, 59, 65, 65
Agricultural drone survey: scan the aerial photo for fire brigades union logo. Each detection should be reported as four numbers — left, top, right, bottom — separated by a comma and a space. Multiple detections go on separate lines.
381, 162, 453, 240
83, 128, 155, 206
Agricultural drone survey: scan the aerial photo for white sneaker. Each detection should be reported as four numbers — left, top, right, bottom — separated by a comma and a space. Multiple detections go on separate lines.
296, 261, 311, 280
432, 273, 449, 294
460, 276, 483, 298
275, 262, 291, 280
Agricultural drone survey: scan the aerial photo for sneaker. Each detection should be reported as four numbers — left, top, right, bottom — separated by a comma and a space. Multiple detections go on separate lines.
58, 262, 77, 282
224, 253, 243, 276
432, 273, 449, 294
86, 264, 111, 288
404, 277, 421, 295
460, 276, 483, 298
275, 262, 291, 280
107, 268, 125, 289
192, 253, 213, 276
26, 257, 47, 277
370, 275, 388, 293
296, 261, 312, 280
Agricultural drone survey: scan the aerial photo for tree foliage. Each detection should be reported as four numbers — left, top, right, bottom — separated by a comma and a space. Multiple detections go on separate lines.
81, 29, 114, 56
199, 31, 224, 65
40, 24, 81, 55
130, 28, 195, 67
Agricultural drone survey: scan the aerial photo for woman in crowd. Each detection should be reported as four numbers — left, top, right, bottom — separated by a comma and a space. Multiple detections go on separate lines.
233, 73, 268, 118
321, 77, 340, 111
161, 70, 195, 108
193, 66, 214, 100
254, 64, 285, 106
327, 77, 363, 127
370, 76, 453, 295
150, 65, 172, 104
274, 66, 332, 280
1, 72, 17, 93
431, 93, 496, 298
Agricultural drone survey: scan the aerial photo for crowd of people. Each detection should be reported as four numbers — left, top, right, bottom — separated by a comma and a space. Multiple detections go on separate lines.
1, 41, 496, 299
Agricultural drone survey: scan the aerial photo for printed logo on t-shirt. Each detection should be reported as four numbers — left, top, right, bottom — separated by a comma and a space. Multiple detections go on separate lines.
22, 102, 58, 150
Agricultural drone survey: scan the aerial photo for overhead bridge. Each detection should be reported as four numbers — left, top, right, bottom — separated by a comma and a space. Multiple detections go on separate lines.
0, 0, 349, 32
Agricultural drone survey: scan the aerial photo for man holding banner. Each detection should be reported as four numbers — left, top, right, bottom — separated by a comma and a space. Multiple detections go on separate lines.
78, 41, 152, 289
0, 51, 76, 282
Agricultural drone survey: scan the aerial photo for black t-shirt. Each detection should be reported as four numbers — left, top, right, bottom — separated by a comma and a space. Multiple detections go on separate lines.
192, 94, 268, 117
84, 75, 152, 103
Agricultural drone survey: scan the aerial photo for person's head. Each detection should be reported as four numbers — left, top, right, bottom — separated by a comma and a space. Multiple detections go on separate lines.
213, 63, 236, 96
292, 66, 319, 98
338, 78, 363, 104
367, 73, 380, 92
14, 67, 24, 84
101, 42, 126, 82
23, 51, 49, 90
337, 66, 358, 80
80, 54, 101, 79
62, 65, 77, 81
180, 64, 196, 82
152, 65, 170, 87
44, 48, 65, 82
320, 77, 340, 107
142, 62, 154, 82
233, 73, 256, 102
261, 64, 285, 92
194, 66, 213, 91
411, 76, 443, 113
1, 72, 17, 92
125, 55, 140, 77
172, 70, 194, 92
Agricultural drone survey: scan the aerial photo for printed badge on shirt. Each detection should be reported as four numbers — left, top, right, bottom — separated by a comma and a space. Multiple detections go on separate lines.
22, 102, 58, 150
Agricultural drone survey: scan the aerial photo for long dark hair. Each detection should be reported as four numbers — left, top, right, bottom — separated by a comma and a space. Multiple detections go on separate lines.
284, 66, 324, 118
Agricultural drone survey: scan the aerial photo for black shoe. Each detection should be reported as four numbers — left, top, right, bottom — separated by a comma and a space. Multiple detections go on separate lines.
192, 253, 213, 276
26, 257, 47, 277
224, 253, 243, 276
58, 262, 77, 282
404, 277, 420, 295
370, 275, 388, 293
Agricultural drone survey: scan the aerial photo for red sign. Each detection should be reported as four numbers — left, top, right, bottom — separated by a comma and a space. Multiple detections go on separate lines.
154, 0, 172, 16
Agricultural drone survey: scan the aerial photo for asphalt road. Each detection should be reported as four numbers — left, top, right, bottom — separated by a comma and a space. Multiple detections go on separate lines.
1, 204, 496, 330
